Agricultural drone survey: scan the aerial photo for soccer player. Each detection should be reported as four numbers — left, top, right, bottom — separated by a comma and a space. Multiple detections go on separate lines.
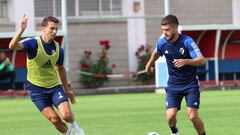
145, 15, 206, 135
9, 15, 84, 135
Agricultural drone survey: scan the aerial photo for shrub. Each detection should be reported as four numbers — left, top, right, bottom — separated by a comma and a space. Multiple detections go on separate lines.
80, 40, 116, 88
135, 45, 154, 84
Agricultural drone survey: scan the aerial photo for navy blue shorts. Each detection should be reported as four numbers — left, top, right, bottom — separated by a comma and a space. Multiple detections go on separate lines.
165, 87, 200, 110
28, 85, 69, 111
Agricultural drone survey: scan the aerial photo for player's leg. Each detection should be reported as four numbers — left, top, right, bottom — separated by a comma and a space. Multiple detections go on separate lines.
29, 88, 69, 134
165, 90, 183, 135
42, 106, 69, 134
187, 108, 205, 135
166, 108, 178, 134
185, 89, 206, 135
58, 101, 85, 135
58, 101, 74, 122
53, 86, 85, 135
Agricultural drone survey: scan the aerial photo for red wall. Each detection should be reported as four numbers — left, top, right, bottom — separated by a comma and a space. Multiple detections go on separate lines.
182, 30, 216, 58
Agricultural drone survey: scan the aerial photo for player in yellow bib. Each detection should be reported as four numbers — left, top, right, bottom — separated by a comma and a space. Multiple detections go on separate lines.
27, 36, 61, 88
9, 15, 84, 135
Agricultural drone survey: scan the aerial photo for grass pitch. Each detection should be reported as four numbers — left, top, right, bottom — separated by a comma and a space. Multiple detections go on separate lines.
0, 90, 240, 135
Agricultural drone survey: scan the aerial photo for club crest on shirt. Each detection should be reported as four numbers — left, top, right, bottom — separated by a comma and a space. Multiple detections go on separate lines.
179, 48, 185, 55
51, 50, 55, 55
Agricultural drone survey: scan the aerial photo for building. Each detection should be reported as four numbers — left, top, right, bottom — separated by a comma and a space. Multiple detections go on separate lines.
0, 0, 239, 90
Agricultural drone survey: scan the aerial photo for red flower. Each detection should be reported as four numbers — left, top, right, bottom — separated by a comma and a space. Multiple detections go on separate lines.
84, 50, 92, 57
146, 48, 149, 53
100, 40, 109, 45
99, 53, 106, 60
100, 40, 110, 50
140, 56, 145, 62
138, 48, 141, 52
87, 51, 92, 56
140, 45, 144, 50
111, 64, 116, 68
135, 52, 139, 56
81, 63, 90, 69
101, 44, 110, 50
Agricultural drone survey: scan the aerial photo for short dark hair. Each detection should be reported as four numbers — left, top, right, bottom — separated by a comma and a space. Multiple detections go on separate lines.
41, 16, 59, 27
161, 15, 179, 26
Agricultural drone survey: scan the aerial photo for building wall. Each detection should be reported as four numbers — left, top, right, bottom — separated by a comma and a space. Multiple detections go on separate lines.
67, 19, 129, 89
0, 0, 234, 90
0, 20, 15, 32
145, 0, 164, 48
171, 0, 232, 24
145, 0, 232, 49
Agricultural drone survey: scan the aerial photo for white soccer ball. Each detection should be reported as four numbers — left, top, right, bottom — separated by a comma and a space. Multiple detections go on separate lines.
147, 132, 159, 135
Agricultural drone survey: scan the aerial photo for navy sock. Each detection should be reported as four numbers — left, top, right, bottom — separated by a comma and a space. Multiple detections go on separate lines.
170, 126, 178, 133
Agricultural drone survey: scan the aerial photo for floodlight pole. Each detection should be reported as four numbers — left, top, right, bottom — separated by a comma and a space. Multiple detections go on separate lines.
164, 0, 170, 16
215, 30, 221, 85
61, 0, 71, 84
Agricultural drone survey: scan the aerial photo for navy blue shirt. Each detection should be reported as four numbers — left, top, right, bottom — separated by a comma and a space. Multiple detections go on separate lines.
156, 34, 203, 91
20, 36, 64, 90
21, 36, 64, 64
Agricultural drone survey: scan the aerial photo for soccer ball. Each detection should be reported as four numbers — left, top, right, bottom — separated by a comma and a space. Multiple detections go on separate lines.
147, 132, 159, 135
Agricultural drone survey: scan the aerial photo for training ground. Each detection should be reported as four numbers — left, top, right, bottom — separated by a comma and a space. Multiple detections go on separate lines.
0, 90, 240, 135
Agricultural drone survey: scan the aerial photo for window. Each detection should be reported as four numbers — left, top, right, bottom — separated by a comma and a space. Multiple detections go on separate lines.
34, 0, 122, 18
0, 0, 7, 18
34, 0, 75, 17
79, 0, 122, 17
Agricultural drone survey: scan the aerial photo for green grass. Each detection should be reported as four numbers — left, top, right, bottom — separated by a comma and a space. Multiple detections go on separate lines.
0, 90, 240, 135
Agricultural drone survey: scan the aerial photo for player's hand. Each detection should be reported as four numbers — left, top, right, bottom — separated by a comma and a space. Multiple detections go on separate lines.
173, 59, 187, 68
65, 90, 76, 104
20, 15, 28, 31
3, 61, 10, 65
145, 63, 152, 73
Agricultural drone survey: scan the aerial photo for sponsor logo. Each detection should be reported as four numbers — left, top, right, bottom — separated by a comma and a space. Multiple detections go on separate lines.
193, 102, 198, 106
58, 92, 63, 99
41, 59, 52, 68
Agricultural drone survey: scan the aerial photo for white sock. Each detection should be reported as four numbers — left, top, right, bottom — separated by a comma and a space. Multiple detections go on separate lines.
65, 127, 72, 135
71, 121, 84, 135
71, 121, 78, 128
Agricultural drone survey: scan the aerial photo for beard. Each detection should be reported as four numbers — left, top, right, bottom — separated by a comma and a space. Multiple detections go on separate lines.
166, 33, 175, 41
167, 32, 179, 43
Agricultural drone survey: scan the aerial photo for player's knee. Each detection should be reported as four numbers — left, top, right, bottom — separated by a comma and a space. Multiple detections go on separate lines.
188, 113, 198, 122
61, 112, 73, 122
49, 115, 62, 125
166, 114, 176, 124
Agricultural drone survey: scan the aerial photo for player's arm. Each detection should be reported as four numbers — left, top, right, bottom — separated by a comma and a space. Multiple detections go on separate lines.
173, 39, 205, 68
57, 48, 76, 104
57, 65, 76, 104
9, 15, 28, 51
145, 48, 159, 73
186, 56, 205, 66
173, 56, 205, 68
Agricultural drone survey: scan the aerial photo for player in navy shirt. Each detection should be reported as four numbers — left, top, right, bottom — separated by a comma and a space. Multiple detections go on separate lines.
146, 15, 206, 135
